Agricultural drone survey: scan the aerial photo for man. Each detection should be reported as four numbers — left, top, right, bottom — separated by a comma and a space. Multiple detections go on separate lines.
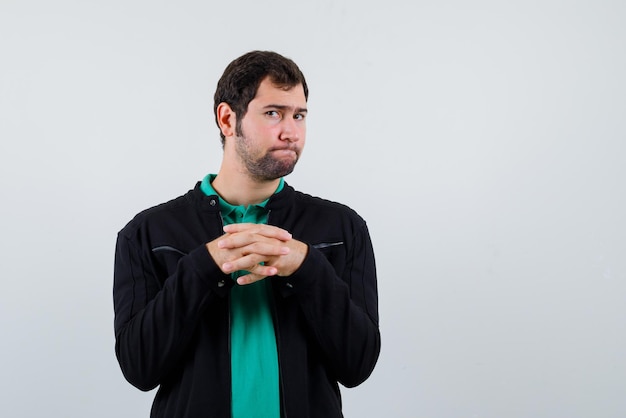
113, 51, 380, 418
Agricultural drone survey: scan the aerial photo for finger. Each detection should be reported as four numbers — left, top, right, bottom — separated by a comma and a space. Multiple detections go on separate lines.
236, 272, 267, 286
222, 256, 279, 275
245, 263, 278, 277
218, 236, 291, 255
223, 223, 292, 241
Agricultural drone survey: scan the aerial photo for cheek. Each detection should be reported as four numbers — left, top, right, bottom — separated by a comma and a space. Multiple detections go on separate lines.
240, 124, 265, 142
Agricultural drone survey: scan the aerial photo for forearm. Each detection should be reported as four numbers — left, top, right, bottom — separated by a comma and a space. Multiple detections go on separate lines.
283, 235, 380, 387
113, 240, 232, 390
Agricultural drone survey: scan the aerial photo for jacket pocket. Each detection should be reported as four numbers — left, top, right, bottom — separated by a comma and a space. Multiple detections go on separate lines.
151, 246, 189, 284
311, 241, 345, 274
311, 241, 344, 250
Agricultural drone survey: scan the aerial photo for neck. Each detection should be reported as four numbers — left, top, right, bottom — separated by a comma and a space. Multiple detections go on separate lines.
211, 164, 280, 206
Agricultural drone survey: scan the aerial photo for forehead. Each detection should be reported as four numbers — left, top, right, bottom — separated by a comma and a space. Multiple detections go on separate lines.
250, 77, 306, 107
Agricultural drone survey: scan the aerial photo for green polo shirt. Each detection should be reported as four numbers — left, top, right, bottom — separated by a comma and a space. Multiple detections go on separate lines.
201, 174, 282, 418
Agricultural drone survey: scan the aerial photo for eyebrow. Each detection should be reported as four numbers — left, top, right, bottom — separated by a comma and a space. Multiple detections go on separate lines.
263, 104, 308, 113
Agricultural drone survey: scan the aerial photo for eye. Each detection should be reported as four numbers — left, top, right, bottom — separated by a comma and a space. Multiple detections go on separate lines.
265, 110, 280, 118
294, 113, 306, 120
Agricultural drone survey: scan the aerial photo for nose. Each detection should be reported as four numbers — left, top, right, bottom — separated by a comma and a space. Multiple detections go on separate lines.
279, 117, 301, 143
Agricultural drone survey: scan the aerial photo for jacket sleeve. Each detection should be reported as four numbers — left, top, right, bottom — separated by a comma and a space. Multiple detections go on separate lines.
279, 222, 381, 388
113, 232, 232, 391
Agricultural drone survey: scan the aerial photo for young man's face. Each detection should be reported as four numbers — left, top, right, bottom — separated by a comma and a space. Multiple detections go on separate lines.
233, 77, 307, 182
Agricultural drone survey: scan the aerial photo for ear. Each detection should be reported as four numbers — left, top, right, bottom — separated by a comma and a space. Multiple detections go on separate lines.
216, 102, 237, 138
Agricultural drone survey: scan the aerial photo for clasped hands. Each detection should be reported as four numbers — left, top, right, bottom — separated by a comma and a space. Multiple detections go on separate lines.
206, 223, 307, 285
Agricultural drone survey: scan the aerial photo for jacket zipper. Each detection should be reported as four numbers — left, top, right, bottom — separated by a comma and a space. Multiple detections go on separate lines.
267, 210, 289, 418
217, 211, 234, 418
268, 285, 288, 418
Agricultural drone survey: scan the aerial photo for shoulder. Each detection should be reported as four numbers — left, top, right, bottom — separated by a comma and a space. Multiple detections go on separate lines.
274, 184, 368, 234
117, 183, 207, 239
293, 189, 363, 221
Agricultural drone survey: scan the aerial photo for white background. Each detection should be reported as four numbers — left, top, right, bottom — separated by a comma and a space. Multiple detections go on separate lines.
1, 1, 625, 417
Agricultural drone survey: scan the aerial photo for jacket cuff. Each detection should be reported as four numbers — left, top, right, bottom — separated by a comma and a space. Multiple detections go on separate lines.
274, 244, 323, 297
188, 245, 234, 297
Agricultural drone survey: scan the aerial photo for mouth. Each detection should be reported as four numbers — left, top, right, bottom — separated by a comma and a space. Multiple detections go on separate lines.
270, 148, 298, 156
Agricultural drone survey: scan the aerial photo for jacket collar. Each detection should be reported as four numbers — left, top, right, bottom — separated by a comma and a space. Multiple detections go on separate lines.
191, 180, 294, 212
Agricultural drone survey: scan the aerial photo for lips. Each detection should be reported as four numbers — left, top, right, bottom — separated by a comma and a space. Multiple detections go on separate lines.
270, 147, 298, 156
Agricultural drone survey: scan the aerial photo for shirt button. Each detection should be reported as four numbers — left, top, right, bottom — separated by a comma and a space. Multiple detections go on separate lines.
286, 282, 293, 289
218, 280, 225, 288
210, 199, 217, 206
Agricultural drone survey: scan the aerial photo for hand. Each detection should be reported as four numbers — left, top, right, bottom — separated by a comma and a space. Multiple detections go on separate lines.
206, 223, 307, 285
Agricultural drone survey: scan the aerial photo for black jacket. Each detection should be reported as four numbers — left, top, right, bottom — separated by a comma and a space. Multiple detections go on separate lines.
113, 182, 380, 417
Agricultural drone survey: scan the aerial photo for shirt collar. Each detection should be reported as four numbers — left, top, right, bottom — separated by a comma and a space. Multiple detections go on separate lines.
200, 174, 284, 215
